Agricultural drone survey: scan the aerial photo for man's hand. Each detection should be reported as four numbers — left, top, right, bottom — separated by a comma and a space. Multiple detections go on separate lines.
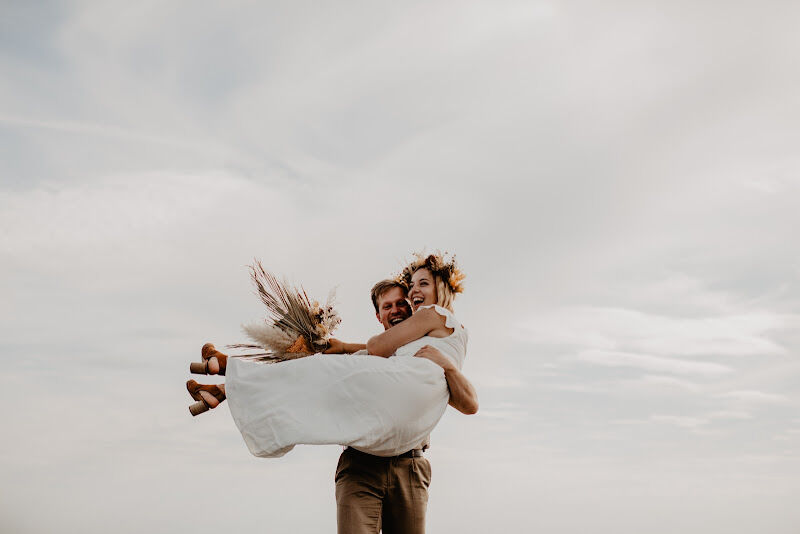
414, 345, 478, 415
413, 345, 455, 370
323, 338, 367, 354
324, 338, 345, 354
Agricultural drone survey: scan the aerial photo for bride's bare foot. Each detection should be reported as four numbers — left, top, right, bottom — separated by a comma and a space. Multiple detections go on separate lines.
186, 379, 226, 416
189, 343, 228, 376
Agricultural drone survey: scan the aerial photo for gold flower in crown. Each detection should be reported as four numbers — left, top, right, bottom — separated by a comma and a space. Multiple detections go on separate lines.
397, 250, 465, 294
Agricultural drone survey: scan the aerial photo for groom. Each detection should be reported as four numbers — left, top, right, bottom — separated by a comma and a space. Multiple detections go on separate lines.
334, 279, 478, 534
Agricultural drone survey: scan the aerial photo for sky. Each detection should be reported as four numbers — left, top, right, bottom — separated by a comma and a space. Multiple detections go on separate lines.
1, 1, 799, 532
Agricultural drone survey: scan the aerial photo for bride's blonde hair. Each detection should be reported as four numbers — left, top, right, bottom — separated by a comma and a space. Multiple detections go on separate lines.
398, 251, 465, 312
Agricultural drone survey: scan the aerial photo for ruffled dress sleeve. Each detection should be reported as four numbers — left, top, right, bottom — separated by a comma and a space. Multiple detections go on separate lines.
418, 304, 462, 330
416, 305, 469, 370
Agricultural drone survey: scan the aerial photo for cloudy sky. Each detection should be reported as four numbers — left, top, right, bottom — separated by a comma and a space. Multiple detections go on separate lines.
2, 1, 799, 532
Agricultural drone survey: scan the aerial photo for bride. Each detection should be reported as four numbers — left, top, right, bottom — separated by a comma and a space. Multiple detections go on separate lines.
186, 253, 478, 457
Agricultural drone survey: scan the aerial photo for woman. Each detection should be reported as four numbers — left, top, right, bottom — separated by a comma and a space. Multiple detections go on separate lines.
187, 253, 476, 457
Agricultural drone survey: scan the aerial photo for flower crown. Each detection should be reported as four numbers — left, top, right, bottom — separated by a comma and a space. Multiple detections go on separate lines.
397, 251, 466, 295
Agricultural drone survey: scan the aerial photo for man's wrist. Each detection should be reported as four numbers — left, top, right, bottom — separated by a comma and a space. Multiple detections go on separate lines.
441, 362, 457, 373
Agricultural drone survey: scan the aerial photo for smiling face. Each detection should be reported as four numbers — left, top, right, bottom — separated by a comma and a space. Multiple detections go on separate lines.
408, 268, 438, 311
375, 286, 413, 331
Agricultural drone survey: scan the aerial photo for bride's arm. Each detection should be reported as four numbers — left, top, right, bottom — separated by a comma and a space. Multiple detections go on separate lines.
365, 308, 448, 357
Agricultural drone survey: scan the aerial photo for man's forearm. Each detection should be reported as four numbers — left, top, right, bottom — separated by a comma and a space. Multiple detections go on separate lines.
443, 367, 479, 415
323, 339, 367, 354
413, 345, 479, 414
342, 342, 367, 353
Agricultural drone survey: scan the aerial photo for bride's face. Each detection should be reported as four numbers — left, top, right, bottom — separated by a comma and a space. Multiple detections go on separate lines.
408, 268, 437, 311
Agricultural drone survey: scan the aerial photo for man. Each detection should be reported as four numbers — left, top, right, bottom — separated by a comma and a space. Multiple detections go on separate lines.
334, 279, 478, 534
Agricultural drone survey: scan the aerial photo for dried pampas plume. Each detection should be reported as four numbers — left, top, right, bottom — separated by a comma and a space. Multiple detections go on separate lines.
228, 260, 342, 363
240, 322, 296, 351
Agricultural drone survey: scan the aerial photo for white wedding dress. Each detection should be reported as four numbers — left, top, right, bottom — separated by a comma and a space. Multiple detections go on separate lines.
225, 305, 468, 457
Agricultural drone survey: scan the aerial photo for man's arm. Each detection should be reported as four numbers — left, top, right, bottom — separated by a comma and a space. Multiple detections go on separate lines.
414, 345, 479, 415
443, 367, 479, 415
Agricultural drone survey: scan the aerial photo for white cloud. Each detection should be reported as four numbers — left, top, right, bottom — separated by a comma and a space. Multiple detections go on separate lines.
471, 374, 528, 389
650, 415, 709, 429
631, 374, 701, 392
546, 383, 608, 394
520, 307, 791, 358
708, 411, 753, 420
0, 170, 264, 251
716, 390, 790, 404
575, 349, 732, 376
478, 409, 526, 421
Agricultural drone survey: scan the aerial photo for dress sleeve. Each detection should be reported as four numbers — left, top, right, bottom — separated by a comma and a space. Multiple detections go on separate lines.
419, 304, 462, 330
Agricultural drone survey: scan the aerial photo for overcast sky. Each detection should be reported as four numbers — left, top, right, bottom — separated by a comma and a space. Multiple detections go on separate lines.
2, 1, 799, 533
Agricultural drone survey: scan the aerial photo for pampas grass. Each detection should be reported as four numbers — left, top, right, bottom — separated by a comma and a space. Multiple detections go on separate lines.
228, 260, 342, 363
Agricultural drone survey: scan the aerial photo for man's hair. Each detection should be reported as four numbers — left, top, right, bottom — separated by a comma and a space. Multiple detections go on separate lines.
370, 279, 408, 313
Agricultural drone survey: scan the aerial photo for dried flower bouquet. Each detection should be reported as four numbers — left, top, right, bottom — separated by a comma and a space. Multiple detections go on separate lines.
228, 260, 341, 363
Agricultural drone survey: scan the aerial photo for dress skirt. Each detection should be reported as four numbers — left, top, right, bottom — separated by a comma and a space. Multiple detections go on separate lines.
225, 353, 449, 457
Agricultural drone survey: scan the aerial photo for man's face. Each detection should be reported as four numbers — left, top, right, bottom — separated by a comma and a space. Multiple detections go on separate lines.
376, 286, 412, 331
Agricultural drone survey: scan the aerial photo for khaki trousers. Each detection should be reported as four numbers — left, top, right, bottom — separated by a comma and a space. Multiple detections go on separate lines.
335, 447, 432, 534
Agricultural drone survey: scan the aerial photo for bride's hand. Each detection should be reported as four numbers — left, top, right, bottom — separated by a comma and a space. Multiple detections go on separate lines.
323, 338, 345, 354
414, 345, 455, 371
